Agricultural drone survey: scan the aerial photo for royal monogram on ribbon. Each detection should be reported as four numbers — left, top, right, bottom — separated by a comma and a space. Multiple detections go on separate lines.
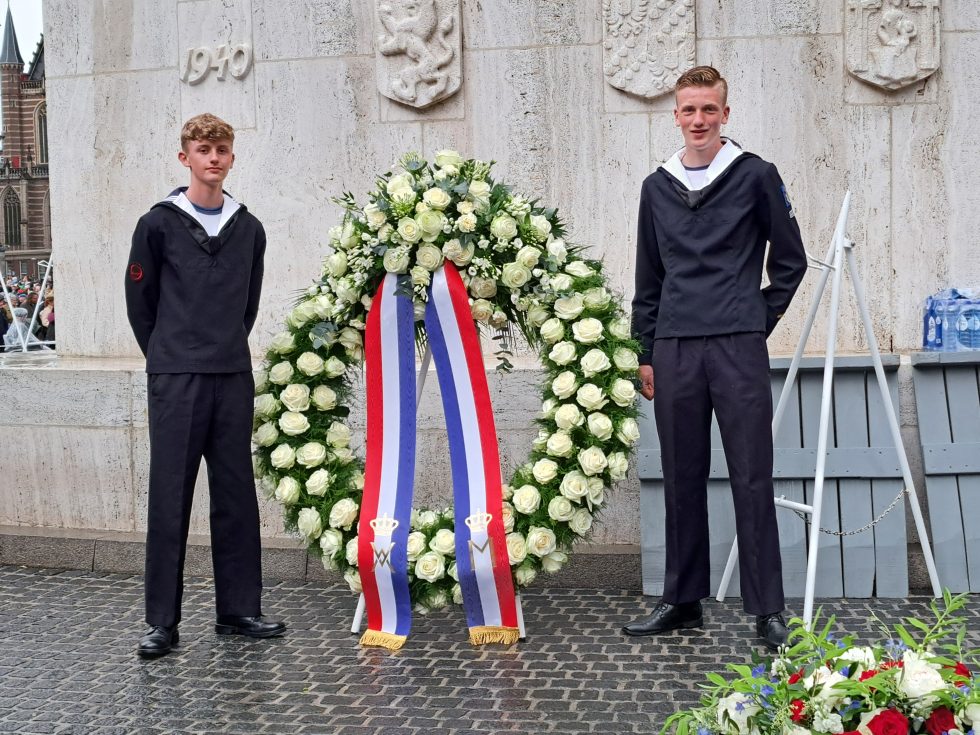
357, 263, 520, 650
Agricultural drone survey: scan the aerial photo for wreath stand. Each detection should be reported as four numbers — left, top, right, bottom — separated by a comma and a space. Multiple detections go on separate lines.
714, 192, 942, 626
350, 344, 528, 639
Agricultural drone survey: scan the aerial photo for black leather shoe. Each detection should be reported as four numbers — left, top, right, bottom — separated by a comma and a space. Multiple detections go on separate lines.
215, 615, 286, 638
622, 601, 703, 637
756, 612, 790, 651
137, 625, 178, 658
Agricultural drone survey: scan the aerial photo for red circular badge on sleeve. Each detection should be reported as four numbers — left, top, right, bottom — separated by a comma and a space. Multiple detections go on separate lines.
129, 263, 144, 282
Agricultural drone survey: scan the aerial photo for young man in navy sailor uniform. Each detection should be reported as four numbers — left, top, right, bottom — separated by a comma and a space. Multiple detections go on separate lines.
623, 67, 808, 650
126, 113, 285, 658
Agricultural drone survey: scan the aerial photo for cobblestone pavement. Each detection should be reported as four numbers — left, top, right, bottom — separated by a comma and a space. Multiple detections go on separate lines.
1, 566, 978, 735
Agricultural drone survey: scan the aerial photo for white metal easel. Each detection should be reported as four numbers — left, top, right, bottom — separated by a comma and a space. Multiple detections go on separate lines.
715, 192, 942, 626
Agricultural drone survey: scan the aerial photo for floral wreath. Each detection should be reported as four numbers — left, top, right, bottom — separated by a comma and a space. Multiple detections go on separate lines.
252, 151, 641, 611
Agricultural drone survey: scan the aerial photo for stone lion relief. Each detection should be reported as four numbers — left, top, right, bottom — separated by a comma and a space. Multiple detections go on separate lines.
602, 0, 696, 99
375, 0, 461, 108
845, 0, 941, 91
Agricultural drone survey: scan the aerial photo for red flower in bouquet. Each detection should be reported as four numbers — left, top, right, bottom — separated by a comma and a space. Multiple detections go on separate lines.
789, 699, 806, 723
866, 708, 910, 735
950, 662, 971, 681
788, 669, 804, 685
924, 707, 957, 735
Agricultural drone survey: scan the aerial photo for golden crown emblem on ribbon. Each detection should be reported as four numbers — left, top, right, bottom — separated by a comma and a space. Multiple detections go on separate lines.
464, 510, 493, 533
370, 514, 399, 536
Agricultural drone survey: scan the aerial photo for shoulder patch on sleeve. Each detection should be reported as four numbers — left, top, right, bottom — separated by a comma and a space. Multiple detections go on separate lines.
779, 183, 796, 219
129, 263, 144, 282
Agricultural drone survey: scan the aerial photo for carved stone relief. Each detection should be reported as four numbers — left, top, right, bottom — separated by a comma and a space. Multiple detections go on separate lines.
375, 0, 462, 109
845, 0, 941, 91
602, 0, 696, 99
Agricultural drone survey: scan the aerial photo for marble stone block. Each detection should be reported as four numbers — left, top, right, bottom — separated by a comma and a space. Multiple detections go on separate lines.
460, 0, 600, 49
252, 0, 375, 59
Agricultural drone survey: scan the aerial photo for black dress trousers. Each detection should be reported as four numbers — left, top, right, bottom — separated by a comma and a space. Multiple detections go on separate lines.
145, 372, 262, 627
652, 332, 785, 616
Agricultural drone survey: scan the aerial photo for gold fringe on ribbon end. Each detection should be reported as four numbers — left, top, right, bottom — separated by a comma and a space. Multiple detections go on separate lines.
359, 630, 407, 651
468, 626, 520, 646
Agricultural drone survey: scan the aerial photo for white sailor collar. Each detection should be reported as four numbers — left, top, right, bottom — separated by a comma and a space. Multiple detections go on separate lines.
662, 139, 744, 191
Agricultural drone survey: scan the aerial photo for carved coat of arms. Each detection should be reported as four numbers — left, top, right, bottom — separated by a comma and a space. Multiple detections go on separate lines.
602, 0, 696, 99
375, 0, 461, 108
845, 0, 941, 91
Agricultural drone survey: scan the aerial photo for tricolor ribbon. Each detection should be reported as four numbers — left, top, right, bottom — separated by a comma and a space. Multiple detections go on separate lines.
358, 263, 519, 649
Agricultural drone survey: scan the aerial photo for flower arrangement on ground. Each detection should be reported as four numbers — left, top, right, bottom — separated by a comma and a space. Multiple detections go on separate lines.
252, 150, 641, 610
662, 592, 979, 735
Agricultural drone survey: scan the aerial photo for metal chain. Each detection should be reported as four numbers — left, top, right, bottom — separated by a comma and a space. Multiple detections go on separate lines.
792, 486, 909, 537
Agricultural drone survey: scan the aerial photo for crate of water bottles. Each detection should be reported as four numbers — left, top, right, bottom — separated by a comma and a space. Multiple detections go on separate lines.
923, 288, 980, 351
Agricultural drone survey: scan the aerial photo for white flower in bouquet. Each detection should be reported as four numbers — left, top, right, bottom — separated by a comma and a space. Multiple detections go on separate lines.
540, 550, 567, 572
386, 172, 415, 200
415, 551, 446, 582
326, 251, 348, 278
837, 645, 877, 673
377, 223, 394, 242
311, 385, 338, 411
396, 217, 422, 244
352, 471, 365, 490
531, 458, 559, 485
616, 417, 641, 446
338, 327, 362, 354
569, 508, 593, 536
539, 317, 565, 344
783, 725, 810, 735
607, 451, 629, 481
541, 398, 558, 419
270, 443, 296, 469
435, 149, 463, 168
587, 413, 614, 441
610, 378, 637, 407
580, 348, 611, 376
296, 352, 324, 377
515, 245, 541, 268
547, 237, 568, 263
280, 384, 311, 412
451, 583, 464, 604
297, 507, 324, 541
554, 294, 585, 320
331, 446, 355, 464
489, 310, 508, 329
526, 526, 557, 557
547, 496, 575, 522
414, 509, 439, 529
532, 428, 549, 452
411, 265, 431, 287
546, 430, 575, 458
576, 383, 608, 411
899, 650, 946, 701
587, 478, 605, 507
275, 476, 300, 505
559, 470, 590, 501
506, 533, 528, 564
549, 341, 578, 366
254, 370, 269, 394
313, 294, 335, 320
325, 422, 351, 447
346, 536, 359, 566
572, 318, 604, 344
716, 693, 761, 735
578, 446, 608, 476
456, 212, 478, 232
334, 277, 361, 305
270, 332, 297, 354
515, 563, 537, 585
319, 528, 343, 566
608, 317, 632, 340
527, 303, 550, 328
467, 179, 491, 211
430, 528, 455, 555
338, 219, 359, 249
501, 262, 532, 289
416, 243, 444, 271
613, 347, 640, 372
512, 484, 542, 514
279, 411, 310, 436
530, 214, 552, 240
269, 361, 294, 385
296, 442, 327, 467
329, 498, 359, 530
306, 468, 332, 497
566, 261, 593, 278
962, 703, 980, 726
253, 422, 279, 447
490, 213, 518, 241
471, 299, 493, 322
422, 187, 451, 210
501, 502, 515, 532
344, 569, 362, 593
583, 287, 611, 309
469, 276, 497, 299
501, 483, 514, 501
551, 371, 579, 400
812, 711, 844, 734
425, 588, 449, 610
416, 210, 447, 241
363, 202, 387, 229
288, 301, 318, 328
554, 403, 584, 430
383, 245, 411, 273
406, 531, 427, 561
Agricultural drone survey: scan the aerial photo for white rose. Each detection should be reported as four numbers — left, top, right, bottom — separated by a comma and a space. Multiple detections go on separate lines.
490, 310, 509, 329
275, 476, 300, 505
547, 496, 575, 522
312, 385, 338, 411
607, 452, 629, 481
541, 398, 558, 419
279, 383, 311, 412
325, 422, 351, 447
279, 411, 310, 436
962, 703, 980, 726
319, 528, 343, 566
422, 187, 451, 210
430, 528, 455, 555
297, 507, 324, 541
532, 428, 549, 452
717, 694, 761, 735
578, 446, 608, 476
526, 527, 557, 558
576, 383, 608, 411
364, 202, 388, 229
415, 551, 446, 582
269, 361, 294, 385
323, 356, 347, 378
559, 470, 590, 501
425, 588, 449, 610
554, 403, 584, 430
546, 431, 575, 458
270, 443, 296, 469
512, 484, 542, 514
610, 378, 637, 407
296, 442, 327, 467
383, 246, 410, 273
587, 478, 605, 507
469, 276, 497, 299
583, 287, 611, 309
456, 212, 478, 233
565, 261, 593, 277
572, 318, 604, 344
434, 149, 463, 168
613, 347, 640, 372
515, 246, 541, 268
467, 179, 491, 209
587, 413, 614, 441
549, 273, 573, 293
549, 341, 577, 366
254, 371, 269, 394
328, 498, 359, 530
540, 550, 567, 572
547, 237, 567, 263
551, 371, 579, 400
490, 213, 518, 241
530, 214, 552, 239
531, 458, 559, 485
506, 533, 528, 564
539, 318, 565, 344
296, 352, 324, 377
326, 251, 348, 278
412, 244, 441, 273
344, 569, 362, 593
609, 317, 632, 340
580, 348, 611, 377
899, 651, 946, 701
470, 299, 493, 322
501, 502, 515, 532
501, 262, 532, 289
527, 303, 550, 327
515, 563, 538, 586
306, 468, 332, 496
411, 265, 431, 288
554, 294, 585, 321
451, 583, 463, 604
386, 172, 415, 199
288, 302, 316, 328
502, 484, 514, 501
406, 531, 427, 561
270, 332, 296, 354
616, 417, 641, 446
346, 536, 359, 566
338, 327, 362, 352
253, 422, 279, 447
569, 508, 593, 536
414, 510, 439, 529
333, 278, 360, 305
331, 446, 355, 464
416, 210, 446, 241
442, 238, 464, 262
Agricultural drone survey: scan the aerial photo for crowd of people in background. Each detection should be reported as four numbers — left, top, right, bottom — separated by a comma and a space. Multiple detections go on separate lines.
1, 273, 55, 351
